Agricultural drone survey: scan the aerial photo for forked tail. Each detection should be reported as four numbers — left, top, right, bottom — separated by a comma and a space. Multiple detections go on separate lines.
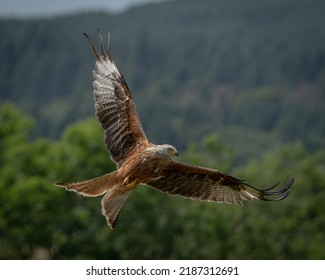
56, 171, 133, 229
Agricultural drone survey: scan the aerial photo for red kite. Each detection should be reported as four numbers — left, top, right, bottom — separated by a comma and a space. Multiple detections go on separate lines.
56, 30, 294, 229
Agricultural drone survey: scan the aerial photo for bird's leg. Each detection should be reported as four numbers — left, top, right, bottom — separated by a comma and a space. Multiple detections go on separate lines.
123, 176, 138, 189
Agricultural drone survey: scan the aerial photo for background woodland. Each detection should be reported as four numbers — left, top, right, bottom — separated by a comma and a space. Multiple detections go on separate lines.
0, 0, 324, 259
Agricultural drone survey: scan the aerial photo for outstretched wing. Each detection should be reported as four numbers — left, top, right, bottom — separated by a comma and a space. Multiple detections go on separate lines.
145, 161, 293, 206
84, 30, 149, 167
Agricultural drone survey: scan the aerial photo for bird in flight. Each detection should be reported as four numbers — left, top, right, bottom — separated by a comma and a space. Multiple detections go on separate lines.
56, 30, 294, 229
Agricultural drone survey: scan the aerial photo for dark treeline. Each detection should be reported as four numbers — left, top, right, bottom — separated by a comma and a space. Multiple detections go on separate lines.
1, 0, 324, 157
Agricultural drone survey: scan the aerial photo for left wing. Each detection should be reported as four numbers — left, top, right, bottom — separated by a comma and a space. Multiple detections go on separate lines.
144, 161, 293, 206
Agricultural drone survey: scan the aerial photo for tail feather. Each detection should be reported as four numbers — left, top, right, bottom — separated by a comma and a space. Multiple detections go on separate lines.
101, 186, 134, 229
56, 171, 119, 197
56, 171, 133, 229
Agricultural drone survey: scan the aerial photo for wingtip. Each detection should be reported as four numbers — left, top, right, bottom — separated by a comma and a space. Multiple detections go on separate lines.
83, 29, 112, 61
263, 177, 294, 201
286, 177, 295, 185
97, 28, 106, 57
83, 31, 101, 61
245, 177, 294, 202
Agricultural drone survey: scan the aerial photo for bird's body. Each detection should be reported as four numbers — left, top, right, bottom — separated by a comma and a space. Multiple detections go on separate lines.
56, 30, 294, 229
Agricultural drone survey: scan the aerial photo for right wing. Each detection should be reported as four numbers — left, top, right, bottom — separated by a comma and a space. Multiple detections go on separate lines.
84, 30, 149, 167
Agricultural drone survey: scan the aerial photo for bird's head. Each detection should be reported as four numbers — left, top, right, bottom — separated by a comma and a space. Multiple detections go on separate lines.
156, 144, 179, 158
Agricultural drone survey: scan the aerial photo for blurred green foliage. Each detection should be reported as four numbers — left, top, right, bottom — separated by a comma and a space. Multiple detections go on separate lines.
0, 103, 324, 259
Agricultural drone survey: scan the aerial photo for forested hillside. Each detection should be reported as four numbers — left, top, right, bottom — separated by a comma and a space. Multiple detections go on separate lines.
1, 0, 325, 259
1, 0, 324, 156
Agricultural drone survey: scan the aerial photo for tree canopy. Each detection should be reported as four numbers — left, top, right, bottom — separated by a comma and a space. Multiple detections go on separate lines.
0, 103, 324, 259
